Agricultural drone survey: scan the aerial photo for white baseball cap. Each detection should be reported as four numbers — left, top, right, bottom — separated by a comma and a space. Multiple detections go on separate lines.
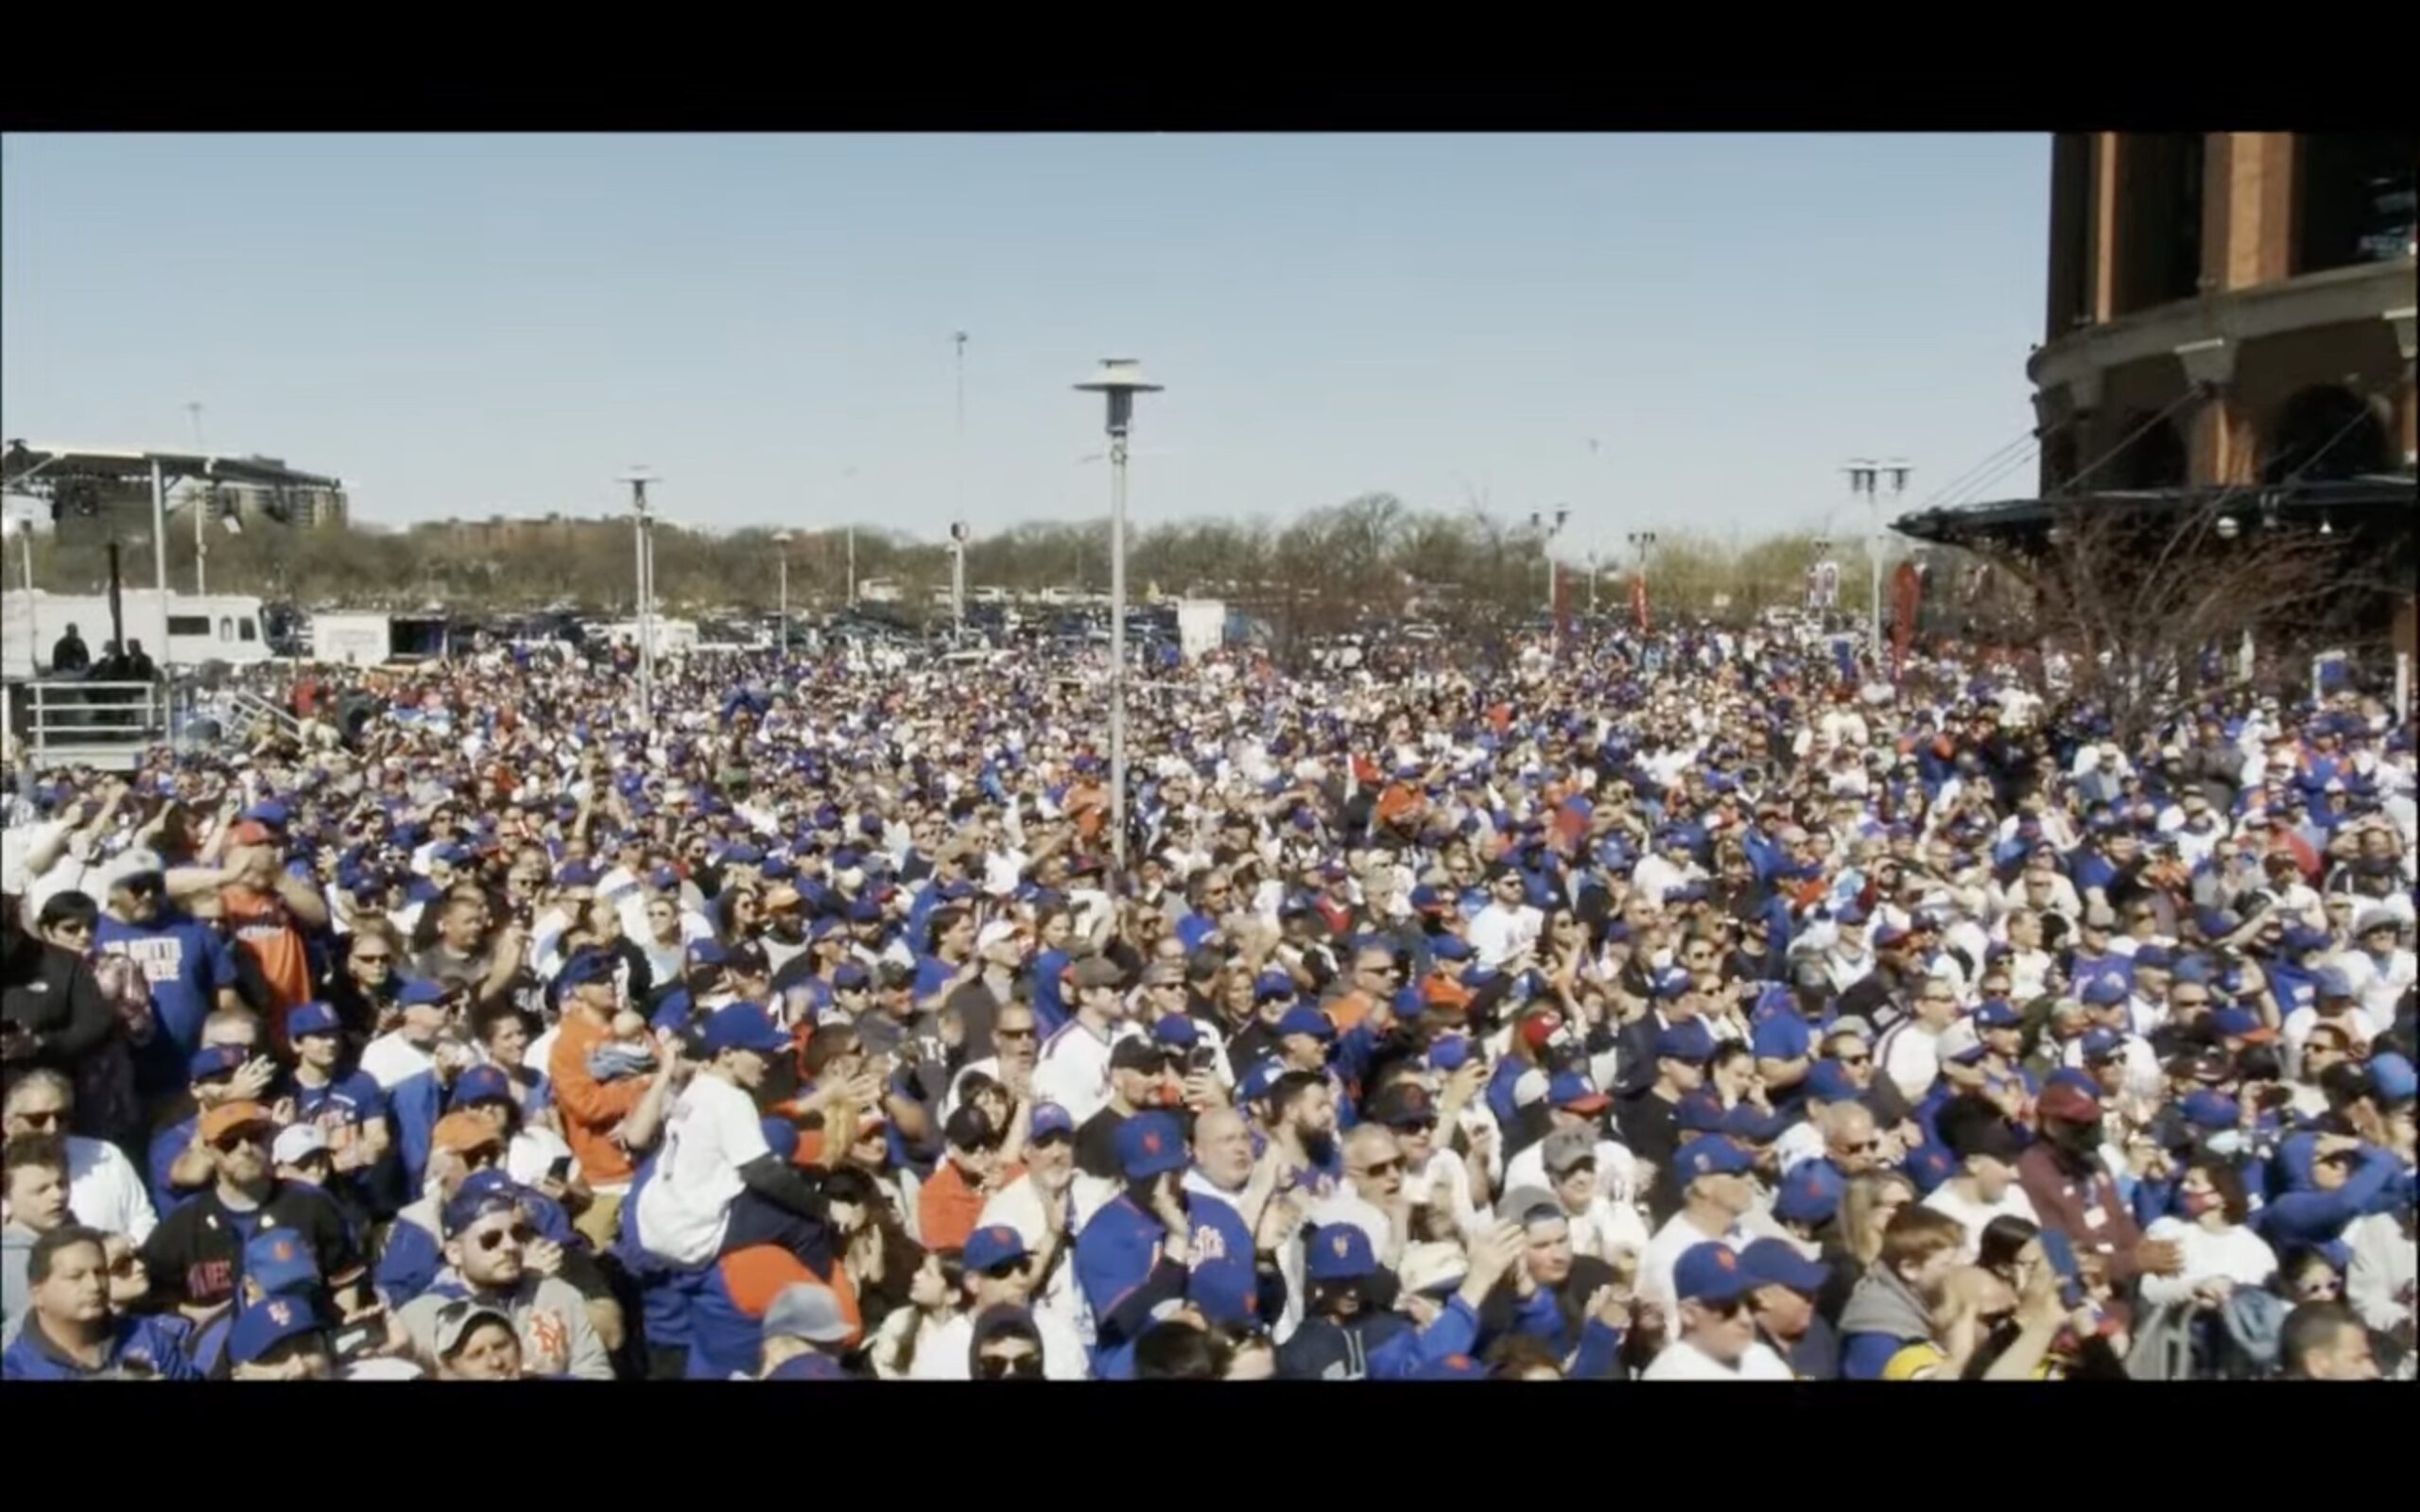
271, 1123, 330, 1167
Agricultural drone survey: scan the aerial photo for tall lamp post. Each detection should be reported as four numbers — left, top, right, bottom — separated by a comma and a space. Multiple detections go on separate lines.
622, 469, 656, 721
1530, 506, 1570, 655
1625, 529, 1657, 618
949, 521, 970, 631
1843, 458, 1910, 652
771, 529, 795, 650
1074, 357, 1162, 884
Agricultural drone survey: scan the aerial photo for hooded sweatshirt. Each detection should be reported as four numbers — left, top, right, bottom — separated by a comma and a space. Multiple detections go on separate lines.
1838, 1265, 1935, 1381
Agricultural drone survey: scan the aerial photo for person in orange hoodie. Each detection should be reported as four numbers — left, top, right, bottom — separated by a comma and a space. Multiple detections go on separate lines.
548, 949, 678, 1248
919, 1104, 1018, 1252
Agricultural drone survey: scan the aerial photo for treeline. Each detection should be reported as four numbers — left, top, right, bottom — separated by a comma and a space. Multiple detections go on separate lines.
23, 493, 1879, 628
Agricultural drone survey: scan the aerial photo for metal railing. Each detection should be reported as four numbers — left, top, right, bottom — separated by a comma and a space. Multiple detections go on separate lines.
15, 680, 172, 771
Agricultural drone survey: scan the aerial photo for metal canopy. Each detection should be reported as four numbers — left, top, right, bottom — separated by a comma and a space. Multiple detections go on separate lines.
1892, 474, 2417, 547
1, 441, 343, 494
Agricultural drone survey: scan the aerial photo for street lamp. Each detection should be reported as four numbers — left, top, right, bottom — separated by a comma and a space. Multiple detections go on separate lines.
1530, 506, 1571, 655
621, 468, 657, 720
771, 529, 795, 650
949, 521, 971, 631
1844, 457, 1912, 653
1074, 357, 1163, 883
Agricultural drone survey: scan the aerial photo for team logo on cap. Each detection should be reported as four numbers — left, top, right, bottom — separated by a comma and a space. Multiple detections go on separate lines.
987, 1227, 1014, 1246
1331, 1233, 1352, 1260
272, 1239, 296, 1263
268, 1300, 294, 1326
1142, 1128, 1164, 1155
1713, 1249, 1737, 1271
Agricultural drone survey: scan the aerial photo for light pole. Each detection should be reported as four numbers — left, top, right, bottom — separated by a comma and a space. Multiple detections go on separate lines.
1843, 457, 1912, 656
953, 332, 969, 629
1625, 530, 1657, 628
1530, 506, 1570, 655
1585, 551, 1600, 615
771, 530, 795, 649
622, 469, 656, 720
1074, 357, 1162, 884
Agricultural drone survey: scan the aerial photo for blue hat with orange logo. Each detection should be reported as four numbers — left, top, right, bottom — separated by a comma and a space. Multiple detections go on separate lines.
1672, 1242, 1755, 1304
1115, 1111, 1188, 1178
1306, 1224, 1379, 1281
229, 1297, 324, 1365
1772, 1161, 1846, 1226
962, 1226, 1029, 1273
243, 1228, 321, 1299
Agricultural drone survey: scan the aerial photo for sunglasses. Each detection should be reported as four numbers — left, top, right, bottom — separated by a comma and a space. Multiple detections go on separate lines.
974, 1351, 1044, 1380
473, 1223, 538, 1253
11, 1109, 65, 1130
213, 1125, 274, 1152
1353, 1159, 1405, 1179
995, 1025, 1039, 1041
354, 951, 393, 964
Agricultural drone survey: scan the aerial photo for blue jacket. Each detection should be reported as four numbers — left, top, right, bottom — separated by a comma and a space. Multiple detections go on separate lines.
3, 1313, 202, 1380
2257, 1148, 2401, 1257
1277, 1296, 1482, 1381
1075, 1191, 1270, 1381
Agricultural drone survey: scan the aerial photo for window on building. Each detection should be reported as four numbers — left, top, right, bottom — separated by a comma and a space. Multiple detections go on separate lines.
218, 617, 234, 642
2113, 133, 2205, 316
2109, 413, 2189, 490
2294, 134, 2417, 274
238, 617, 258, 643
166, 615, 210, 636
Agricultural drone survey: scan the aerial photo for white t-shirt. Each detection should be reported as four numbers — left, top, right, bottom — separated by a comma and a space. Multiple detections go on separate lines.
1642, 1336, 1795, 1381
1030, 1018, 1140, 1128
1467, 902, 1544, 971
360, 1033, 437, 1091
1920, 1180, 2042, 1261
2135, 1217, 2279, 1308
1876, 1021, 1942, 1104
505, 1125, 579, 1191
68, 1135, 159, 1242
907, 1306, 1091, 1381
633, 1074, 769, 1267
976, 1174, 1095, 1348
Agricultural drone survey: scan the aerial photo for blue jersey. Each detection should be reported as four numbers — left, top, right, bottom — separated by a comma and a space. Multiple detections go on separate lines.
147, 1114, 200, 1216
3, 1313, 201, 1381
1076, 1192, 1260, 1381
95, 911, 237, 1070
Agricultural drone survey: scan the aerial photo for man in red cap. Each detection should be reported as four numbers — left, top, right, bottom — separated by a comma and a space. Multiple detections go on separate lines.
2014, 1079, 2180, 1311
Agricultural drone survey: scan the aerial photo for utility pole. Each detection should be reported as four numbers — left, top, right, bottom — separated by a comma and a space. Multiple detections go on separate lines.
1530, 507, 1570, 656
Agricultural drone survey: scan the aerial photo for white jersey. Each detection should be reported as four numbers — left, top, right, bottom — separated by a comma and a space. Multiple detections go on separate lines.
633, 1074, 769, 1268
1030, 1017, 1142, 1128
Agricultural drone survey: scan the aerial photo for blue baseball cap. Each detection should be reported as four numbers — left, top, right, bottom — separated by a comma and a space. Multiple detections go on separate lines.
1721, 1103, 1789, 1143
2080, 1028, 2126, 1063
1651, 968, 1693, 1002
1276, 1006, 1337, 1042
1306, 1224, 1379, 1281
1236, 1059, 1286, 1104
441, 1183, 526, 1240
1427, 935, 1474, 963
228, 1297, 324, 1366
243, 1228, 322, 1299
703, 1003, 791, 1057
1674, 1135, 1754, 1182
2281, 924, 2330, 955
285, 1002, 343, 1040
1739, 1238, 1829, 1294
1115, 1111, 1188, 1179
2180, 1090, 2240, 1131
1806, 1060, 1863, 1104
1654, 1022, 1717, 1064
1426, 1034, 1475, 1074
1671, 1242, 1755, 1304
1772, 1162, 1846, 1226
765, 1353, 850, 1382
2132, 944, 2173, 971
1902, 1143, 1959, 1194
1548, 1073, 1611, 1113
962, 1225, 1030, 1274
556, 861, 599, 888
686, 939, 732, 970
2210, 1006, 2277, 1042
188, 1044, 248, 1083
398, 976, 456, 1007
1873, 922, 1910, 950
552, 950, 617, 990
1150, 1016, 1200, 1049
451, 1065, 513, 1107
1029, 1103, 1077, 1142
2312, 965, 2356, 1000
1973, 999, 2021, 1029
2080, 976, 2130, 1007
832, 961, 871, 991
1675, 1091, 1728, 1133
2370, 1053, 2417, 1107
1254, 971, 1299, 1004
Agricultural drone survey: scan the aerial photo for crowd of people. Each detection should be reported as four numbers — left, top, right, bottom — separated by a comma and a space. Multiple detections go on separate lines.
1, 622, 2412, 1382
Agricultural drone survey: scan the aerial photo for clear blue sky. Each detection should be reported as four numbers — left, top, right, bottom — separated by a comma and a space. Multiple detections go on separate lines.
2, 133, 2048, 560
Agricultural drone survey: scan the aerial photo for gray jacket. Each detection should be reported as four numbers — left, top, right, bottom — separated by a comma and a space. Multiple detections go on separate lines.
1838, 1266, 1932, 1348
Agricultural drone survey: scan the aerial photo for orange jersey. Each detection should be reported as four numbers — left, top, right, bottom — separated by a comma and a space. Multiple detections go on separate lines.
218, 885, 312, 1039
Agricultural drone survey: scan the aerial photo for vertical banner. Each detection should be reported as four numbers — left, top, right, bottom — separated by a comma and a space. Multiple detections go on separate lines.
1631, 572, 1651, 634
1889, 560, 1923, 680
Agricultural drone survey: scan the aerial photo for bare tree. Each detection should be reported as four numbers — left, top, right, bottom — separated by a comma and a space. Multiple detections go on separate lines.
1949, 499, 2362, 746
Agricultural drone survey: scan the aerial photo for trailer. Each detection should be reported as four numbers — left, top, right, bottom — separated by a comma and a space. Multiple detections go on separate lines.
3, 590, 272, 680
308, 610, 453, 667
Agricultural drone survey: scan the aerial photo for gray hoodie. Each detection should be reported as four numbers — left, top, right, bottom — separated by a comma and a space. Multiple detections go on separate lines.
2, 1224, 35, 1339
1838, 1265, 1932, 1349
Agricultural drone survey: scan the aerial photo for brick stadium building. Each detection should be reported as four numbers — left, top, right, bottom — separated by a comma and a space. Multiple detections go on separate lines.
1898, 132, 2417, 662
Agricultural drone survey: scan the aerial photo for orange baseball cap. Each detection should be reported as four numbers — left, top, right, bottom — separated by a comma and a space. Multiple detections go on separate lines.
432, 1110, 503, 1156
199, 1101, 276, 1144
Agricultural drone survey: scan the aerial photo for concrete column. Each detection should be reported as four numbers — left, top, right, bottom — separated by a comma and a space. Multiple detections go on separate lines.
2203, 132, 2296, 292
2089, 133, 2121, 323
2175, 339, 2250, 486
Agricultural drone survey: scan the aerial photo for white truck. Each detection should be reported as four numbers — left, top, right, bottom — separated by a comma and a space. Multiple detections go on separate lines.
1174, 598, 1230, 662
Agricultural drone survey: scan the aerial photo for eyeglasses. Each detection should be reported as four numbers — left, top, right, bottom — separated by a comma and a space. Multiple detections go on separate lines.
473, 1223, 537, 1253
974, 1351, 1044, 1380
106, 1251, 144, 1277
1833, 1138, 1881, 1154
213, 1126, 274, 1152
996, 1025, 1038, 1041
354, 951, 393, 964
1353, 1159, 1405, 1179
